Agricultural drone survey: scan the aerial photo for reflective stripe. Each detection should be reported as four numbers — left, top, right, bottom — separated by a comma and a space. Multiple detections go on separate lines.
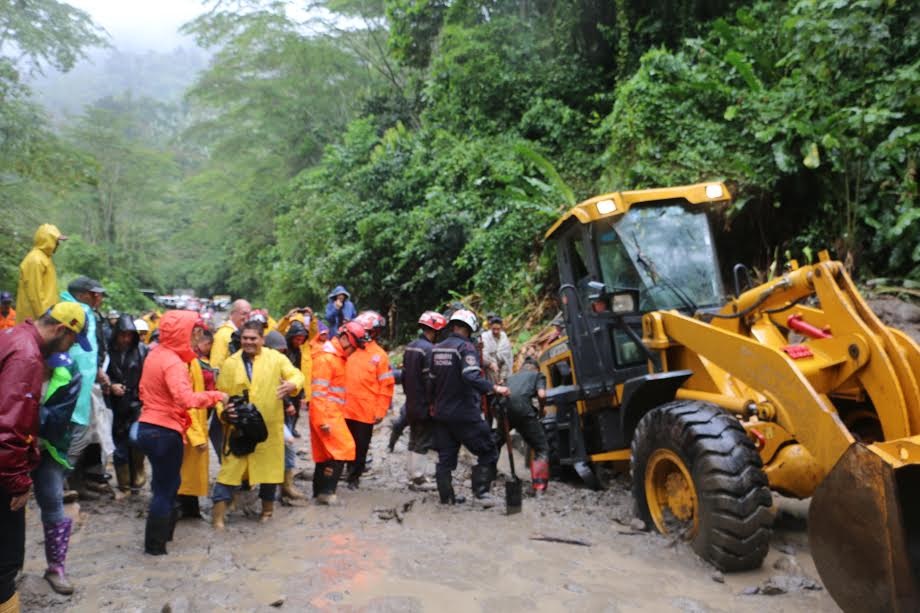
328, 396, 345, 404
329, 386, 346, 393
405, 347, 426, 355
312, 378, 330, 386
462, 366, 481, 373
377, 372, 395, 380
312, 390, 328, 398
432, 348, 461, 358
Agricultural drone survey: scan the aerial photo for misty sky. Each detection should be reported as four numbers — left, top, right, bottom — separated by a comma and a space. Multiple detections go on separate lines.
67, 0, 208, 52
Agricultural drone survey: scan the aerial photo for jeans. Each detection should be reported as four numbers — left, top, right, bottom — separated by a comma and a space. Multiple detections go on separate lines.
32, 453, 67, 524
285, 444, 295, 471
134, 422, 183, 518
0, 491, 25, 602
212, 481, 277, 503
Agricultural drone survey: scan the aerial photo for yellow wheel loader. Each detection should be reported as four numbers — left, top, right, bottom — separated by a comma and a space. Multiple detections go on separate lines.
536, 182, 920, 612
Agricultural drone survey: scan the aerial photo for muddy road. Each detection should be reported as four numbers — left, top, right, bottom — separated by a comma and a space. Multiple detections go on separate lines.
20, 395, 840, 612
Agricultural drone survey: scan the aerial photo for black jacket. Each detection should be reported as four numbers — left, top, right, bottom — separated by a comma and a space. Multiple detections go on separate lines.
429, 333, 494, 423
106, 315, 147, 420
403, 335, 433, 423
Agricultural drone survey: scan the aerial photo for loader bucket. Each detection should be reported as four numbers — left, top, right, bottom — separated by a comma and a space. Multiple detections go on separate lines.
808, 443, 920, 612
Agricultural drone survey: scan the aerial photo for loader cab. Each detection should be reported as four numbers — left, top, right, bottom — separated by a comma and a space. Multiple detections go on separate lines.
549, 183, 730, 395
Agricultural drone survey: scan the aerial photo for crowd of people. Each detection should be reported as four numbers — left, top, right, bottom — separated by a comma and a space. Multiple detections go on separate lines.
0, 224, 552, 613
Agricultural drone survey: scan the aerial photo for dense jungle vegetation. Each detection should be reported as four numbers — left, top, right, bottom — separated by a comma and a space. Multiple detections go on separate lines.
1, 0, 917, 337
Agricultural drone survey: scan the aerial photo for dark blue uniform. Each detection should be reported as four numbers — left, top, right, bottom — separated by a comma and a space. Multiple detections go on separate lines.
402, 336, 434, 453
430, 333, 498, 472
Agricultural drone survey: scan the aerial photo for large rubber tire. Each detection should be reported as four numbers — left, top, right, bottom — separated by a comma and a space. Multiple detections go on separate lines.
631, 400, 773, 572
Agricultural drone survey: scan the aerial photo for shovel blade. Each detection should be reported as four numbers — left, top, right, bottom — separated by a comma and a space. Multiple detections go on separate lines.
505, 479, 522, 515
808, 443, 920, 612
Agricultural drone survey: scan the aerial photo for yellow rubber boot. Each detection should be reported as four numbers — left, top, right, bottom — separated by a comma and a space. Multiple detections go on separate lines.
212, 500, 228, 530
0, 591, 20, 613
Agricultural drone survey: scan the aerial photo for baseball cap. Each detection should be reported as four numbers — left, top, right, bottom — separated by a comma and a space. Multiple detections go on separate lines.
67, 276, 106, 295
48, 303, 93, 351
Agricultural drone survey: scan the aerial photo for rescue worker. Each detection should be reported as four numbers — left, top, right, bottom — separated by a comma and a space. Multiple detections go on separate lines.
430, 310, 509, 506
0, 292, 15, 330
402, 311, 448, 490
140, 311, 160, 344
343, 311, 394, 489
211, 321, 304, 528
0, 303, 89, 611
16, 224, 66, 324
136, 311, 227, 555
310, 322, 363, 505
504, 357, 551, 494
210, 299, 251, 372
325, 285, 356, 332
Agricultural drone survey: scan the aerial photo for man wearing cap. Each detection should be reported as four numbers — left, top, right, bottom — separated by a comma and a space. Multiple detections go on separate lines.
0, 292, 15, 331
16, 224, 67, 324
60, 276, 106, 500
0, 302, 89, 612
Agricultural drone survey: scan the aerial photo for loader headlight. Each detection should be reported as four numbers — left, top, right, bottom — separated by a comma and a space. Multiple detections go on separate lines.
596, 199, 617, 215
705, 184, 724, 199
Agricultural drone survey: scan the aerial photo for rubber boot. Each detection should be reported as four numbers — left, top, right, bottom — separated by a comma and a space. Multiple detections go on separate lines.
282, 469, 305, 500
212, 500, 228, 530
471, 465, 497, 508
388, 424, 403, 452
114, 464, 131, 494
312, 462, 326, 498
260, 500, 274, 522
316, 462, 342, 505
68, 473, 99, 501
0, 591, 20, 613
43, 518, 74, 595
435, 468, 465, 505
131, 449, 147, 489
144, 516, 170, 555
177, 495, 202, 519
408, 452, 436, 491
531, 456, 550, 494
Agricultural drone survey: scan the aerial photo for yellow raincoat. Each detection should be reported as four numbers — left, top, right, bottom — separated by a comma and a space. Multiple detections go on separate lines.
16, 224, 64, 323
215, 347, 303, 485
275, 312, 319, 400
210, 320, 235, 371
178, 359, 211, 496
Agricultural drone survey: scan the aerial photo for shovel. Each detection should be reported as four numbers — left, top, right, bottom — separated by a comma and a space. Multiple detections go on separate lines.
500, 407, 523, 515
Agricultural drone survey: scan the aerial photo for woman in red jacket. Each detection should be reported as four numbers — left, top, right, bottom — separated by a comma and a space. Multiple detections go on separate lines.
136, 311, 226, 555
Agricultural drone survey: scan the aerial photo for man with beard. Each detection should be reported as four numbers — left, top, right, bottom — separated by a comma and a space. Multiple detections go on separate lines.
0, 303, 90, 612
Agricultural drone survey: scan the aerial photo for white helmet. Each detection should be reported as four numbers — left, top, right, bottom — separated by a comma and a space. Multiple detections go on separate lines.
133, 318, 150, 333
449, 309, 479, 333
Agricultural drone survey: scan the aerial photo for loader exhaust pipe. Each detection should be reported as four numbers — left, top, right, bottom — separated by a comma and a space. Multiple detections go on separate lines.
808, 443, 920, 612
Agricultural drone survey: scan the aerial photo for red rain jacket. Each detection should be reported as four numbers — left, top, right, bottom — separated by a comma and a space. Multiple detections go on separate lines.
0, 321, 45, 495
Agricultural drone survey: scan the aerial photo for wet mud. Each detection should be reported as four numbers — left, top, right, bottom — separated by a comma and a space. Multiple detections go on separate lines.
19, 393, 840, 612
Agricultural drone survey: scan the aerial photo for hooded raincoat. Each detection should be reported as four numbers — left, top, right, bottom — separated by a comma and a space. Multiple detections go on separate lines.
138, 311, 224, 437
61, 290, 97, 426
277, 315, 318, 400
324, 286, 356, 332
210, 320, 236, 372
215, 346, 304, 486
16, 224, 63, 323
178, 358, 211, 496
310, 338, 356, 462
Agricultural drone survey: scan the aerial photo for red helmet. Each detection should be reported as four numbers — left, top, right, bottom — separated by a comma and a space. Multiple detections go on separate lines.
418, 311, 447, 331
356, 310, 386, 335
338, 321, 368, 349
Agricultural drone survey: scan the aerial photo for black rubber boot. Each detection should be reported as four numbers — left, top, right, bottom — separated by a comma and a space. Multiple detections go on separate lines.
312, 462, 327, 498
326, 461, 344, 493
471, 465, 497, 508
144, 516, 170, 555
435, 468, 465, 505
177, 495, 201, 519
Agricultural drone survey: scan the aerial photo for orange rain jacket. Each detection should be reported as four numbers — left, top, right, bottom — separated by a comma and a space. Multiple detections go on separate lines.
138, 311, 224, 438
343, 340, 394, 424
310, 338, 356, 462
